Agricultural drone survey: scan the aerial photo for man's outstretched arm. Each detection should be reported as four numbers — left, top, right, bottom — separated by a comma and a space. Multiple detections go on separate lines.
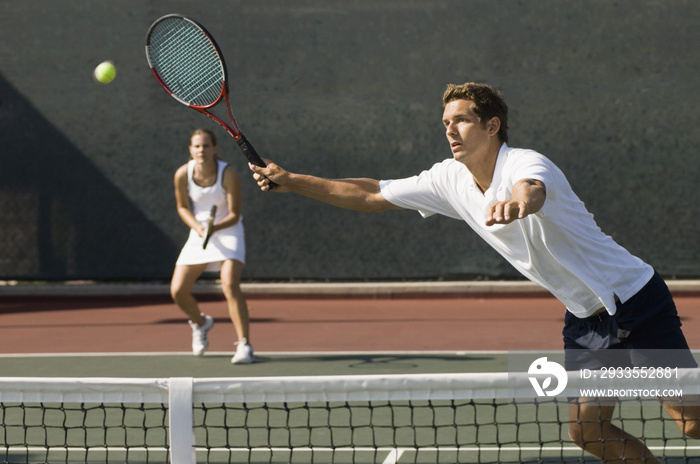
249, 162, 400, 213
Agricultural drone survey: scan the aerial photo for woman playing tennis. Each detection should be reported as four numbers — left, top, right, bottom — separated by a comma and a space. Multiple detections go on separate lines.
170, 128, 254, 364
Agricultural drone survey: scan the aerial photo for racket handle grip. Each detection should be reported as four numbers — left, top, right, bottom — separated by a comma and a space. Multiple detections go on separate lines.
236, 135, 277, 190
202, 206, 216, 249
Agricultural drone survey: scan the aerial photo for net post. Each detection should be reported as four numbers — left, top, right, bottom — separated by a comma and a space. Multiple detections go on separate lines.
169, 377, 195, 464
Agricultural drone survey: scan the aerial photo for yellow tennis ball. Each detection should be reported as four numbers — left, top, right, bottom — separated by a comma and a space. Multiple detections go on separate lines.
94, 61, 116, 84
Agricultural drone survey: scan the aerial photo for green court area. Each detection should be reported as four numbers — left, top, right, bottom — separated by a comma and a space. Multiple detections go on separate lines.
0, 351, 509, 378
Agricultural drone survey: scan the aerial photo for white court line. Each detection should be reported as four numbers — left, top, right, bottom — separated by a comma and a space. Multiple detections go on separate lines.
2, 349, 699, 358
0, 350, 512, 358
12, 445, 698, 455
382, 448, 403, 463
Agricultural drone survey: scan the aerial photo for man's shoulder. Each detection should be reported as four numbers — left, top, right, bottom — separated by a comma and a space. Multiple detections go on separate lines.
501, 146, 554, 170
502, 145, 545, 159
429, 158, 467, 173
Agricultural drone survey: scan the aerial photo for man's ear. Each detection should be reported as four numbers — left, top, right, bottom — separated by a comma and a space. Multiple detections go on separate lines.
486, 117, 501, 137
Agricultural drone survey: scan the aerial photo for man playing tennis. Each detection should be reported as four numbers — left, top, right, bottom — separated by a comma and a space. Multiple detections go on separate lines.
250, 82, 700, 462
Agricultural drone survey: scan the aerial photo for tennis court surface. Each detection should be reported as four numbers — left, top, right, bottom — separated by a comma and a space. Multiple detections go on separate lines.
1, 282, 700, 463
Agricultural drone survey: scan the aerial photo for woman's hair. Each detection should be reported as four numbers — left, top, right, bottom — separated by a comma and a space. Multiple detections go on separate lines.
442, 82, 509, 144
189, 128, 218, 146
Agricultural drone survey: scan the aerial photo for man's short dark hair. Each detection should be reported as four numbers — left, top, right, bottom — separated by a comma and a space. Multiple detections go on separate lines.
443, 82, 509, 144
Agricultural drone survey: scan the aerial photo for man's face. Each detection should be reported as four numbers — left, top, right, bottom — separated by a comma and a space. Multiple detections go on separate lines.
442, 99, 492, 163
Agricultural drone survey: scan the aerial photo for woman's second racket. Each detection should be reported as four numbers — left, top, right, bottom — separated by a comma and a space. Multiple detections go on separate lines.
146, 14, 275, 187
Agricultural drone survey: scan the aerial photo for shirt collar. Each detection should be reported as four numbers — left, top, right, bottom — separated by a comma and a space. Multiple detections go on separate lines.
469, 143, 509, 194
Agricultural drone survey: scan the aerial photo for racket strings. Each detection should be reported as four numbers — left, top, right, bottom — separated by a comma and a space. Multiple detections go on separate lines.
147, 18, 224, 107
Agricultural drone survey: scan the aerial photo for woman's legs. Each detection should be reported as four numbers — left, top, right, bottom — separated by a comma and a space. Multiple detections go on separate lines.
221, 259, 254, 363
171, 263, 213, 355
220, 259, 249, 342
171, 263, 208, 325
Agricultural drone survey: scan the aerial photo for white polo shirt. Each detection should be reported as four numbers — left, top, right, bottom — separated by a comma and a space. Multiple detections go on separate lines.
379, 144, 653, 318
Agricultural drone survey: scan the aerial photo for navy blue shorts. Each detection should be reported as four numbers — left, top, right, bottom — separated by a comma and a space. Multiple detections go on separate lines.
563, 272, 697, 371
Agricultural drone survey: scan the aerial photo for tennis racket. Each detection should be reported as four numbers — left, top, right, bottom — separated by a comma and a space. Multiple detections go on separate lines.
202, 205, 217, 249
145, 14, 275, 188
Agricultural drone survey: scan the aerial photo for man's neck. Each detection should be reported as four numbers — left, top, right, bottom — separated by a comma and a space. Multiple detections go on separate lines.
464, 143, 501, 193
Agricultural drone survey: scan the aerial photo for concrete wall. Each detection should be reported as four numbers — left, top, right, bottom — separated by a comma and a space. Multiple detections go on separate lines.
1, 0, 697, 281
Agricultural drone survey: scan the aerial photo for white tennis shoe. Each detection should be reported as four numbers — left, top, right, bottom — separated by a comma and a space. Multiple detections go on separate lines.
188, 315, 214, 356
231, 338, 255, 364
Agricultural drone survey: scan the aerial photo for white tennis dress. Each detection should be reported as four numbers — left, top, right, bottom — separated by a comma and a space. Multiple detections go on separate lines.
175, 160, 246, 271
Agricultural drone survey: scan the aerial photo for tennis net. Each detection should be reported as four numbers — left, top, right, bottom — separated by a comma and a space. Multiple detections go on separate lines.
1, 371, 699, 463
